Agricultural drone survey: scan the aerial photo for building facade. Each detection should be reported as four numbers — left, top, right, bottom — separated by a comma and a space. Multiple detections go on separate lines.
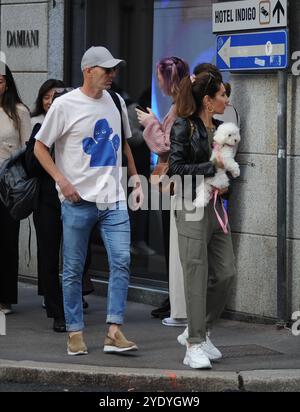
1, 0, 299, 322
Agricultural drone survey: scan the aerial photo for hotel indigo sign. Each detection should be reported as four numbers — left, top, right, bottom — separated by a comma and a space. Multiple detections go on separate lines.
7, 30, 39, 48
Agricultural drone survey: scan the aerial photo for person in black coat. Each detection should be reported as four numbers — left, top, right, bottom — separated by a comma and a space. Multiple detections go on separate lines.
26, 79, 66, 332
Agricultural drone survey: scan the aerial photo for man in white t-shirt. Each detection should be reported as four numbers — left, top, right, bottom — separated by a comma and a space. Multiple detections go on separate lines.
34, 46, 142, 356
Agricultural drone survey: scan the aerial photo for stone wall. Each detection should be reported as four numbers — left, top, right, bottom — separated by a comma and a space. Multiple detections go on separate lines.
0, 0, 64, 108
228, 74, 300, 318
225, 0, 300, 319
0, 0, 65, 277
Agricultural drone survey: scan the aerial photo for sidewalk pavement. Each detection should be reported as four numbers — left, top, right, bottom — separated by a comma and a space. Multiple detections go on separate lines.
1, 282, 300, 392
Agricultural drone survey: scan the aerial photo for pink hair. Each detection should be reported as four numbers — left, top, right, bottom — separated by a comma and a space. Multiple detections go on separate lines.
156, 56, 190, 97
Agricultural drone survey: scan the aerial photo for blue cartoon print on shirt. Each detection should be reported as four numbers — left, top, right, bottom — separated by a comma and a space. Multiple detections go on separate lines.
82, 119, 120, 167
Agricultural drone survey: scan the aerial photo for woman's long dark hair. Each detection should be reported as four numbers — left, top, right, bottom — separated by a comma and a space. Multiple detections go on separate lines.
31, 79, 65, 117
1, 65, 26, 132
176, 72, 222, 118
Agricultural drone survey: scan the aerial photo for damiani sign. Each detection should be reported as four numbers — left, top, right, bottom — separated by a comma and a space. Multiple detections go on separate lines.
7, 30, 39, 48
212, 0, 287, 33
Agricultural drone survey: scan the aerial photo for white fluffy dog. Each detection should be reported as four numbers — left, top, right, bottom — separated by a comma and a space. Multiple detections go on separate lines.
194, 122, 241, 208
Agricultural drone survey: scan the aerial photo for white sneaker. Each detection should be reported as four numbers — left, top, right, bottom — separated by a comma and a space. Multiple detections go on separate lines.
183, 344, 212, 369
205, 332, 222, 360
177, 327, 188, 346
162, 317, 187, 327
177, 328, 222, 361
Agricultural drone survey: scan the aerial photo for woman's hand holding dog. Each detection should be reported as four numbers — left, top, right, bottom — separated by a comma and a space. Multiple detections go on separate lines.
213, 150, 225, 169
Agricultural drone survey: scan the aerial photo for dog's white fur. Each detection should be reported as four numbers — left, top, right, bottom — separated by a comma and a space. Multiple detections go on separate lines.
194, 122, 241, 208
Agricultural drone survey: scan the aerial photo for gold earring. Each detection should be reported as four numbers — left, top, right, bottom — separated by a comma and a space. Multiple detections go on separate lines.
206, 104, 214, 113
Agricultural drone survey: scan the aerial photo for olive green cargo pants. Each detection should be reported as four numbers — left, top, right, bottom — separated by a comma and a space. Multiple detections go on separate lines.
175, 197, 236, 344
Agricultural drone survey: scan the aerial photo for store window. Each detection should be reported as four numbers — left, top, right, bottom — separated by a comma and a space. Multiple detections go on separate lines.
65, 0, 168, 288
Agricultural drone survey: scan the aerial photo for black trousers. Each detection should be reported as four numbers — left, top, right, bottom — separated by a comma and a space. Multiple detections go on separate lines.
33, 195, 65, 319
0, 200, 20, 304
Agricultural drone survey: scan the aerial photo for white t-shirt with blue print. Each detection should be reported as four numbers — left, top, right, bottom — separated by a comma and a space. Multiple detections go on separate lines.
35, 88, 132, 204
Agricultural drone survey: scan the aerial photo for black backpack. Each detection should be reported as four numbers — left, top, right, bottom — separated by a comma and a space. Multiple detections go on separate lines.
0, 148, 40, 221
24, 123, 45, 178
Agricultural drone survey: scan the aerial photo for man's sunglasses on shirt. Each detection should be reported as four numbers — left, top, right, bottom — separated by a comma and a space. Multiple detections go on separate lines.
52, 87, 74, 102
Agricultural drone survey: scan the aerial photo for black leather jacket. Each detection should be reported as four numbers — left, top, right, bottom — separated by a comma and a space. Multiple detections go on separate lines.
169, 116, 222, 200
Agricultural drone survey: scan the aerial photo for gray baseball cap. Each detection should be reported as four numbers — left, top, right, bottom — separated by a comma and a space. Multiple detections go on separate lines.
81, 46, 125, 71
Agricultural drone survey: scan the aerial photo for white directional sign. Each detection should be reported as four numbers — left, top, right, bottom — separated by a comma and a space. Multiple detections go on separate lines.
213, 0, 287, 33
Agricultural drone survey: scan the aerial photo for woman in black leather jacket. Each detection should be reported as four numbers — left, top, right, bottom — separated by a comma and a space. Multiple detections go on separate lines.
169, 72, 236, 369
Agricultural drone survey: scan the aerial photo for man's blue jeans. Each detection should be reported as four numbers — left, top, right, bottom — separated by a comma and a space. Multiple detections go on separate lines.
61, 200, 130, 332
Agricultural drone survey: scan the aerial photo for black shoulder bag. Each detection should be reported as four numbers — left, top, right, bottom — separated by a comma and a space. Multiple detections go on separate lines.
107, 90, 128, 167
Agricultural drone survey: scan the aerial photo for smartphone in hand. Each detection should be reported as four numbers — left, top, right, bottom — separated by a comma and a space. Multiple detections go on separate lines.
136, 105, 148, 113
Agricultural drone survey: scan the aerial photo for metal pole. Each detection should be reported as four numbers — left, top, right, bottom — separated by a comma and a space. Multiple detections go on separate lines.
277, 70, 288, 327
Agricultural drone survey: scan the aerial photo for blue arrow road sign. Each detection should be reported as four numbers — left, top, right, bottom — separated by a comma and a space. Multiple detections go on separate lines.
216, 30, 288, 71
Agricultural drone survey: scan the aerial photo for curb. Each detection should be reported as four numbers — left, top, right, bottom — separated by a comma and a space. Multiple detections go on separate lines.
239, 370, 300, 392
0, 360, 239, 392
2, 360, 300, 392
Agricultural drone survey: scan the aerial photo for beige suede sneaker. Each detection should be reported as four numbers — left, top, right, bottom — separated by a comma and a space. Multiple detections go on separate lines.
67, 333, 88, 356
103, 330, 138, 353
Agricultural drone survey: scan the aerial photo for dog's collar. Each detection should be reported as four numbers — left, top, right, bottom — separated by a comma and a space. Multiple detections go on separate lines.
213, 142, 236, 150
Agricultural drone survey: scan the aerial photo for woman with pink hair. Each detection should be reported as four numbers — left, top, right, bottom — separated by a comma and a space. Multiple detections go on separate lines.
136, 56, 189, 323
